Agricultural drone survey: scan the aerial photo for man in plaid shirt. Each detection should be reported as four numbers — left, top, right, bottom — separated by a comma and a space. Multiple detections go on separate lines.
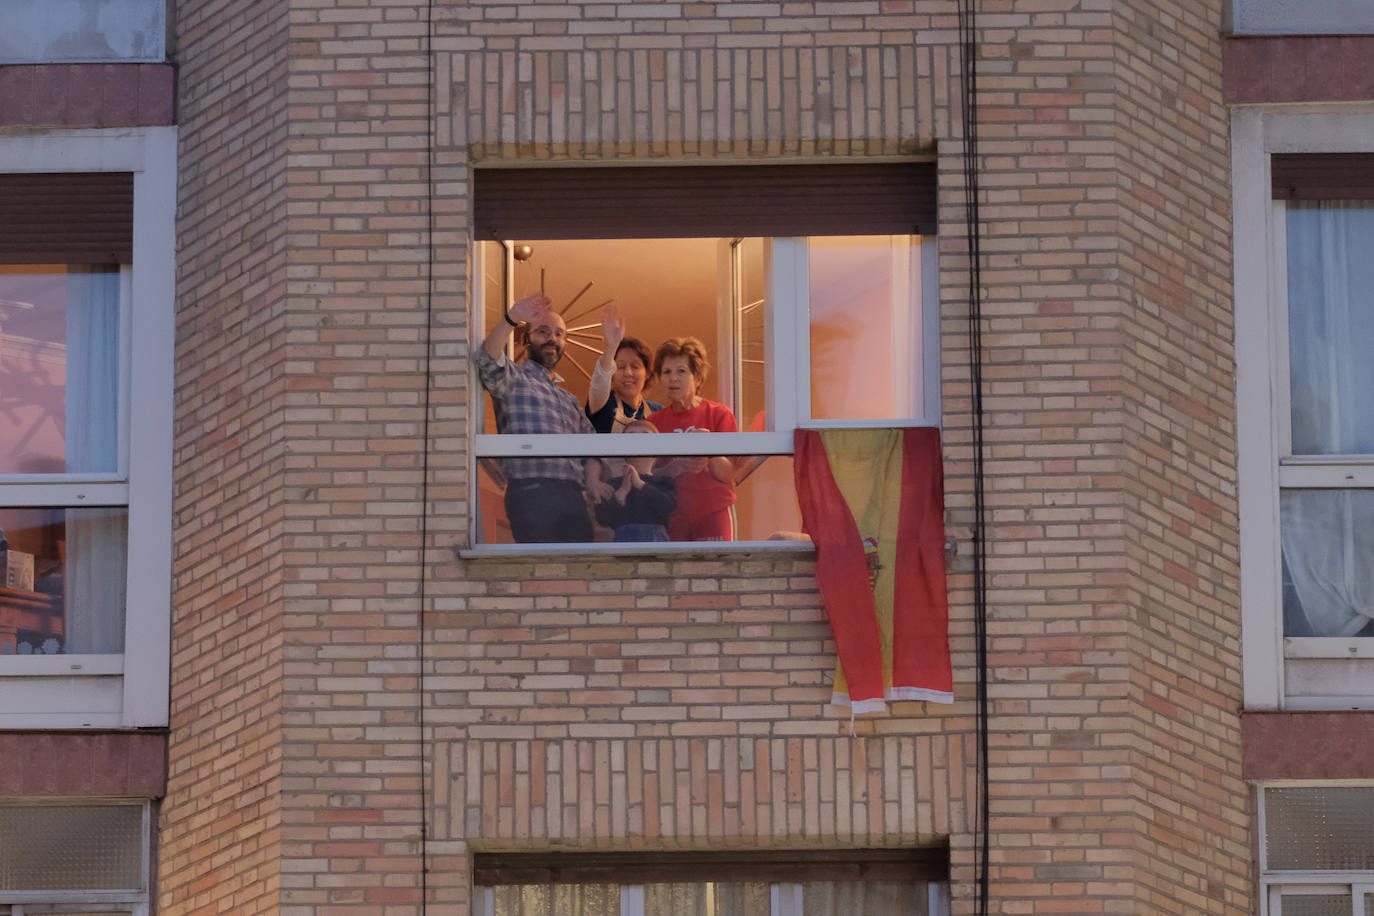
476, 292, 608, 542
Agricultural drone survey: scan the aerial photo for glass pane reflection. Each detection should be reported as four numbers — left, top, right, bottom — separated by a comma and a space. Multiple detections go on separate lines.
0, 265, 121, 476
477, 454, 806, 545
809, 236, 922, 422
0, 506, 127, 654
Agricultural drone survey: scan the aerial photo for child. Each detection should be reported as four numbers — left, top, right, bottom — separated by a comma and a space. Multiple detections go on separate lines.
594, 420, 677, 542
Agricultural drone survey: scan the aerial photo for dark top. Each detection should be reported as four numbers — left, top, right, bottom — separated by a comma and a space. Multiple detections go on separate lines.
595, 474, 678, 530
586, 395, 664, 434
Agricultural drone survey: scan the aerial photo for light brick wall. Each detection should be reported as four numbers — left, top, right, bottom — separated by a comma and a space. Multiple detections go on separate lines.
162, 0, 292, 913
1112, 1, 1249, 911
161, 0, 1250, 914
422, 5, 975, 912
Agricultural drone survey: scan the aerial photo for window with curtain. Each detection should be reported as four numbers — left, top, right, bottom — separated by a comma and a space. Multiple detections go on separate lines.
479, 878, 937, 916
0, 134, 175, 729
0, 263, 128, 656
1279, 201, 1374, 640
471, 849, 948, 916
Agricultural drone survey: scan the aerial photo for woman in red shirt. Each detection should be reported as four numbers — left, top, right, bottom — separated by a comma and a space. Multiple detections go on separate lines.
647, 337, 738, 541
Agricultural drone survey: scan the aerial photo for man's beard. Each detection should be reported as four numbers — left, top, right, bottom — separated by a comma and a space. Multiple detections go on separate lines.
530, 341, 563, 369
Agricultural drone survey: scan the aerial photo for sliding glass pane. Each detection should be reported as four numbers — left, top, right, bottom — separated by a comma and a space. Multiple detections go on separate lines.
0, 265, 121, 475
0, 506, 127, 654
476, 454, 804, 545
1279, 489, 1374, 637
1286, 202, 1374, 457
808, 236, 922, 422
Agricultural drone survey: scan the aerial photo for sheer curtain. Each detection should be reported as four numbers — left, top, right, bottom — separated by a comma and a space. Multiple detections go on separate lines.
801, 881, 927, 916
63, 266, 126, 653
1282, 202, 1374, 637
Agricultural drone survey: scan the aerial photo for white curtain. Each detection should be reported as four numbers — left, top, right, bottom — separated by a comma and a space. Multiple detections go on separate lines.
63, 266, 126, 653
1281, 202, 1374, 637
490, 884, 619, 916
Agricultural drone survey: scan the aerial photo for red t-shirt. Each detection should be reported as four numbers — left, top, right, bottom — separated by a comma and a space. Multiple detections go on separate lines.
648, 399, 738, 517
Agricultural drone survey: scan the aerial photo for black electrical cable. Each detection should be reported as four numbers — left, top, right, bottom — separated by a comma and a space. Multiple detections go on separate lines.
956, 0, 991, 913
419, 0, 436, 908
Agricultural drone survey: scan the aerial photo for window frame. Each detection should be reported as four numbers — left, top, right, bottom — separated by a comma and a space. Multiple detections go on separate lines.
0, 798, 152, 916
1257, 780, 1374, 916
0, 128, 175, 728
465, 232, 940, 556
474, 882, 949, 916
1234, 105, 1374, 711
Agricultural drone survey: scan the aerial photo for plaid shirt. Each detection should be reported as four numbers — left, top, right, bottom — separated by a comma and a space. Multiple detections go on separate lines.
474, 347, 594, 483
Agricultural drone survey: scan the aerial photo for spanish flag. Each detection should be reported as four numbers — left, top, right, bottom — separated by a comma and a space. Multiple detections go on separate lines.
794, 427, 953, 713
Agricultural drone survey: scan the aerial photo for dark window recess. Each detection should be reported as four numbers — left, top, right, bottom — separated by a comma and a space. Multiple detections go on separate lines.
0, 172, 134, 264
474, 163, 937, 240
1272, 154, 1374, 201
472, 846, 950, 886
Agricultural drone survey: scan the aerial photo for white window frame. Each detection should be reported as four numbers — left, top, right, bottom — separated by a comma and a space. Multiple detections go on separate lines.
474, 880, 950, 916
466, 234, 940, 557
0, 798, 152, 916
1234, 105, 1374, 710
0, 128, 175, 727
1257, 780, 1374, 916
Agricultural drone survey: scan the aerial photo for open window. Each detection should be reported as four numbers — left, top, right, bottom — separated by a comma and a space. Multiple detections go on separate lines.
0, 131, 175, 727
468, 164, 939, 551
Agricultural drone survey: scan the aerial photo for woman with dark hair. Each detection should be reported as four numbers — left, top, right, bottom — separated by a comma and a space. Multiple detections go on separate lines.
647, 336, 738, 541
585, 304, 662, 433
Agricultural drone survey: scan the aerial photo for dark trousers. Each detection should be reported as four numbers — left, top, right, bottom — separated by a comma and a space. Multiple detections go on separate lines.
504, 477, 594, 543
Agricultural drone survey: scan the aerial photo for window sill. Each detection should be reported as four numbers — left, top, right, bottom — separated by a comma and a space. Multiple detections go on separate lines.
1285, 637, 1374, 659
0, 654, 124, 676
459, 539, 816, 559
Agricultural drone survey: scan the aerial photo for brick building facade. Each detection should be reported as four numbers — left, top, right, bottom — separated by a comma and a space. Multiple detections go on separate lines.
160, 0, 1249, 913
7, 1, 1370, 915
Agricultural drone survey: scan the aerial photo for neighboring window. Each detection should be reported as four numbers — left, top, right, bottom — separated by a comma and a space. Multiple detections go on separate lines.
1276, 190, 1374, 642
0, 131, 174, 728
1235, 111, 1374, 710
1, 262, 129, 656
468, 165, 939, 550
0, 1, 166, 63
472, 850, 948, 916
0, 801, 151, 916
1230, 0, 1374, 35
1260, 784, 1374, 916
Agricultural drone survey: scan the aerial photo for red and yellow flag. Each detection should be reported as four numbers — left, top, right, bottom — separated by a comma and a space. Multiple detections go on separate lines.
794, 427, 953, 713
